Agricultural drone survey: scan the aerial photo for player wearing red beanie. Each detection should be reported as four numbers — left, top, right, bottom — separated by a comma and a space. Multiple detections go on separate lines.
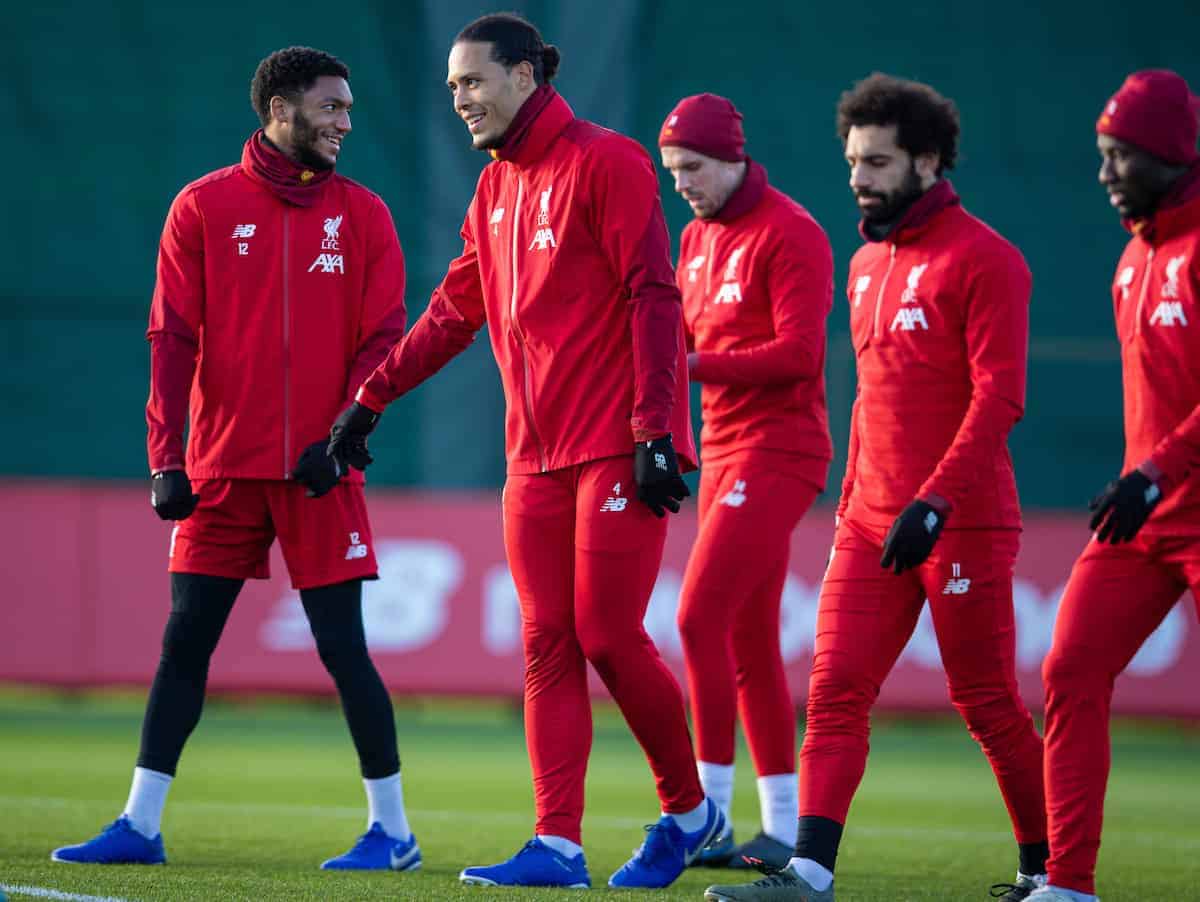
659, 94, 833, 872
705, 73, 1046, 902
1037, 69, 1200, 902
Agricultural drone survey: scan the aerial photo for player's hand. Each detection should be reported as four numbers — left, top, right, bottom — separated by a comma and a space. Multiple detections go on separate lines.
880, 499, 944, 574
292, 439, 344, 498
328, 402, 381, 471
151, 469, 200, 521
634, 434, 691, 517
1089, 470, 1161, 543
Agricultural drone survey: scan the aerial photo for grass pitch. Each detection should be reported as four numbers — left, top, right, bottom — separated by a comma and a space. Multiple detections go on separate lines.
1, 687, 1197, 900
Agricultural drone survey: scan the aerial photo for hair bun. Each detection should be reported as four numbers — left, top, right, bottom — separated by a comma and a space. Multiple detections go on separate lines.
541, 44, 560, 81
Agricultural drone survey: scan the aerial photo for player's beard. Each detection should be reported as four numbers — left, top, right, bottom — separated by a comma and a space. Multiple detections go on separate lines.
858, 163, 925, 224
291, 108, 336, 172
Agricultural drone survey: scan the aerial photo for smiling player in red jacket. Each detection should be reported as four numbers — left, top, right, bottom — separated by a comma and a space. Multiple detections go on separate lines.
658, 94, 833, 871
50, 47, 419, 872
705, 74, 1046, 902
1036, 70, 1200, 902
327, 13, 723, 891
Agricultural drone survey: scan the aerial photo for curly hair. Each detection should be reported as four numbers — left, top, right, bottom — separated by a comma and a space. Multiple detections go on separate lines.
837, 73, 960, 174
455, 12, 561, 84
250, 47, 350, 126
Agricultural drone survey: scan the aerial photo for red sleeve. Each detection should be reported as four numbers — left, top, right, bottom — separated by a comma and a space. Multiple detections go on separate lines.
345, 196, 407, 404
917, 247, 1031, 511
588, 140, 682, 441
837, 393, 861, 519
359, 206, 486, 410
690, 219, 833, 386
1146, 408, 1200, 490
145, 188, 204, 473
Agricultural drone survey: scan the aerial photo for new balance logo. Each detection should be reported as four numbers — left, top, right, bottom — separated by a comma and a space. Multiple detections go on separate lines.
654, 452, 668, 471
490, 206, 505, 235
308, 253, 345, 273
1149, 301, 1188, 327
720, 479, 747, 507
344, 531, 368, 560
529, 228, 557, 251
714, 282, 743, 305
600, 482, 627, 512
686, 255, 706, 283
231, 224, 256, 238
852, 275, 871, 308
890, 307, 929, 331
1116, 265, 1135, 300
943, 561, 969, 595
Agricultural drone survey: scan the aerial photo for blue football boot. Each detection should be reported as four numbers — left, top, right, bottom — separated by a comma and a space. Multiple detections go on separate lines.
459, 838, 591, 888
320, 822, 422, 870
51, 816, 166, 864
609, 798, 727, 888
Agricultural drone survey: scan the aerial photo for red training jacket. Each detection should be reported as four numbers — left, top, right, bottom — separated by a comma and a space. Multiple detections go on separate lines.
146, 134, 407, 481
360, 87, 695, 474
1112, 164, 1200, 534
678, 160, 833, 486
840, 180, 1030, 536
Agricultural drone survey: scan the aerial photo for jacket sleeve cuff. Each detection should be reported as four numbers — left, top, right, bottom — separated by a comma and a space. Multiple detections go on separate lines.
919, 491, 953, 516
354, 384, 388, 414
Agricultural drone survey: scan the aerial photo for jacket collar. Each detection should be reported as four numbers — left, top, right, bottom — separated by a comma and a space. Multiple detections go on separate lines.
859, 178, 960, 244
712, 159, 767, 224
489, 86, 574, 168
241, 130, 333, 207
1127, 160, 1200, 244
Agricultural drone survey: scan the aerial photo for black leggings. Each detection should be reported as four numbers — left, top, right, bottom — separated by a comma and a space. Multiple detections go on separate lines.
137, 573, 399, 778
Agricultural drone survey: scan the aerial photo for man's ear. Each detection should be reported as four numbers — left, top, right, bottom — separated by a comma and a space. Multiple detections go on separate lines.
914, 150, 940, 185
269, 94, 291, 126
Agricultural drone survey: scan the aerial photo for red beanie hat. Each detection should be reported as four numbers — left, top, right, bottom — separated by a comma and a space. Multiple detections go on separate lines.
659, 93, 746, 162
1097, 69, 1200, 165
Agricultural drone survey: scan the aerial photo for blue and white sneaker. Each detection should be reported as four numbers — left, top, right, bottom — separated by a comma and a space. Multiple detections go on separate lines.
320, 822, 422, 870
459, 838, 590, 888
609, 798, 728, 888
691, 827, 736, 867
51, 816, 166, 864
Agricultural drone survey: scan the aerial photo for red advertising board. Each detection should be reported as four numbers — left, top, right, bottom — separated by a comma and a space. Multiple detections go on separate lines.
2, 480, 1196, 715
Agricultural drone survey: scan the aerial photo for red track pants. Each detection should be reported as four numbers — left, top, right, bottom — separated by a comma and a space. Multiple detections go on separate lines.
677, 460, 819, 775
504, 456, 704, 843
1043, 532, 1200, 895
798, 521, 1045, 845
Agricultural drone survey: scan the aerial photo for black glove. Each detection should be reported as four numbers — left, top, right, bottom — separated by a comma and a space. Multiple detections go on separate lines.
880, 499, 945, 574
292, 439, 344, 498
1089, 470, 1161, 544
328, 401, 381, 471
151, 470, 200, 521
633, 434, 691, 518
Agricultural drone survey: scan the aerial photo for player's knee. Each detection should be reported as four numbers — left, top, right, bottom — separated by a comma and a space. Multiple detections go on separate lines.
313, 632, 369, 678
159, 611, 220, 670
805, 666, 874, 725
1042, 643, 1106, 695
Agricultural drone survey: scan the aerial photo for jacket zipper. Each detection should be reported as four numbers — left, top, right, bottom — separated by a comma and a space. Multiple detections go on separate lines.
283, 208, 291, 478
705, 234, 716, 297
872, 243, 899, 339
1133, 247, 1155, 338
508, 179, 549, 472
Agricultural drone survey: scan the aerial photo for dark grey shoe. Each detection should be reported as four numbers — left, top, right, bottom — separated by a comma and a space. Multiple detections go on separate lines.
726, 831, 793, 870
989, 873, 1047, 900
704, 863, 834, 902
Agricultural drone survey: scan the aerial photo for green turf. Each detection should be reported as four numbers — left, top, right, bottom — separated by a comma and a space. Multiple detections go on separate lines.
1, 687, 1198, 900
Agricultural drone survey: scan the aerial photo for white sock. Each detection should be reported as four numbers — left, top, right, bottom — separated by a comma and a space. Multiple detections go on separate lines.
1044, 887, 1096, 902
364, 772, 411, 841
536, 834, 584, 859
788, 856, 833, 891
122, 766, 172, 839
696, 761, 734, 834
756, 773, 798, 846
667, 798, 710, 834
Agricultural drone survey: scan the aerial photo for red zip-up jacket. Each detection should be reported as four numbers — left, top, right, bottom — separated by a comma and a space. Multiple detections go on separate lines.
360, 88, 695, 474
146, 134, 407, 481
679, 160, 832, 486
1112, 163, 1200, 534
839, 180, 1030, 536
